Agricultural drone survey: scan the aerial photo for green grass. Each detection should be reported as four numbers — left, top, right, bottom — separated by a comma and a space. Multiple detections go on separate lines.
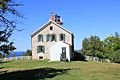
0, 60, 120, 80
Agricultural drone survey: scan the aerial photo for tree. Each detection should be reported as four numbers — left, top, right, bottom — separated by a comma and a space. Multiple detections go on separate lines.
81, 32, 120, 63
81, 38, 91, 56
110, 49, 120, 63
0, 0, 23, 56
23, 49, 32, 56
89, 36, 103, 57
81, 36, 103, 58
103, 32, 120, 60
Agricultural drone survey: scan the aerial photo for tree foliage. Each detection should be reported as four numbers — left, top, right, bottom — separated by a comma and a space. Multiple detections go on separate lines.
110, 49, 120, 63
103, 32, 120, 62
23, 49, 32, 56
81, 32, 120, 63
0, 0, 23, 56
81, 36, 103, 58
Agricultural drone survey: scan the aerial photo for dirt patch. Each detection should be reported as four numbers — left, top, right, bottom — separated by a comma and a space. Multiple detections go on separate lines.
0, 68, 24, 73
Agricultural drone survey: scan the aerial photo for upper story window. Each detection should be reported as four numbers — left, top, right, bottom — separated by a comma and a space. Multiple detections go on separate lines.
38, 34, 43, 42
51, 34, 56, 41
46, 34, 51, 42
46, 34, 56, 42
50, 26, 53, 30
60, 34, 65, 41
37, 45, 45, 53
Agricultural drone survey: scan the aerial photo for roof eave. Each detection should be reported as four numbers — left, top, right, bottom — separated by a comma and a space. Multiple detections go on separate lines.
31, 20, 52, 37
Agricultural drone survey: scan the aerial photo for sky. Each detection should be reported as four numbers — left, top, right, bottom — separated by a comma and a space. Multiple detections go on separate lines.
10, 0, 120, 51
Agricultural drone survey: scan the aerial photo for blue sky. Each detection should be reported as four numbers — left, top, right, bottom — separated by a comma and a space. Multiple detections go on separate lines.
11, 0, 120, 51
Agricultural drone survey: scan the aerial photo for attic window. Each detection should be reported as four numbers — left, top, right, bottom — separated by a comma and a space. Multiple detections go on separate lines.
50, 26, 53, 30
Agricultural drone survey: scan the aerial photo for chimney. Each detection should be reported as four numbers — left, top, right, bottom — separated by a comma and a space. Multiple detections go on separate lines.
50, 13, 63, 25
50, 12, 56, 22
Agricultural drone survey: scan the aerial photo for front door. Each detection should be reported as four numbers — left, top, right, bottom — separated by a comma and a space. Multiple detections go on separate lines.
61, 47, 66, 60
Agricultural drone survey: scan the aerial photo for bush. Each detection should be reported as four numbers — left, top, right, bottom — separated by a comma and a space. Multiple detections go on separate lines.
74, 50, 85, 61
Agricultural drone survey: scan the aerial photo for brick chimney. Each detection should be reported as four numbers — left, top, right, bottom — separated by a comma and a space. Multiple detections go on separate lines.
50, 13, 63, 25
50, 12, 56, 22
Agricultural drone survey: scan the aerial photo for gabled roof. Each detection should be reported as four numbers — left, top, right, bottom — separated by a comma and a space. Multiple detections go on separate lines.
31, 20, 73, 37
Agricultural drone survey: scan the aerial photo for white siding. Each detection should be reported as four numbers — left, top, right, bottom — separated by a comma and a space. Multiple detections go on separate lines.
50, 42, 70, 61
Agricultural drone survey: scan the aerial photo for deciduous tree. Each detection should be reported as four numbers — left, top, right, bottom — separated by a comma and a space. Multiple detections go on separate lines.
0, 0, 23, 56
81, 36, 103, 58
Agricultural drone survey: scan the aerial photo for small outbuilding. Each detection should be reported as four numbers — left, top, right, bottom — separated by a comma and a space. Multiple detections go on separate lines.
50, 41, 72, 61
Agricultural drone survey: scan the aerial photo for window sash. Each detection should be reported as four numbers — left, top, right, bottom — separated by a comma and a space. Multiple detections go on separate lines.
60, 34, 65, 41
47, 34, 56, 42
37, 46, 45, 53
46, 34, 51, 41
51, 34, 56, 41
38, 35, 43, 42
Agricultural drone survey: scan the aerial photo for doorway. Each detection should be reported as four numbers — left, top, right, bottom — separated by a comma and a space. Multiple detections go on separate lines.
60, 47, 67, 61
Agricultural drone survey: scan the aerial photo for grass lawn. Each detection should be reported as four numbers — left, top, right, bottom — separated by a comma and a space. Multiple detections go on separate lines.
0, 60, 120, 80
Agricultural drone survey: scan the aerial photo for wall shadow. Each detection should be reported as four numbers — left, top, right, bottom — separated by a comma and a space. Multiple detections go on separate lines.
0, 68, 70, 80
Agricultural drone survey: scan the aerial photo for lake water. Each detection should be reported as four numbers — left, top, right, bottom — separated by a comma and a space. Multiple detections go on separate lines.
9, 51, 25, 57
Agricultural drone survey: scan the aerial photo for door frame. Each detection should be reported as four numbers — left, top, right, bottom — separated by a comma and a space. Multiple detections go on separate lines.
60, 47, 67, 61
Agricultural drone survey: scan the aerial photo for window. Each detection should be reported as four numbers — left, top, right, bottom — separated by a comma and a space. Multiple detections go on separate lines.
60, 34, 65, 41
39, 56, 43, 59
46, 34, 56, 42
37, 46, 45, 53
50, 26, 53, 30
51, 34, 56, 41
46, 34, 51, 41
38, 34, 43, 42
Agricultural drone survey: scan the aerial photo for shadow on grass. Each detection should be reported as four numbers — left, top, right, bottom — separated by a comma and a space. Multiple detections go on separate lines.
0, 68, 70, 80
0, 61, 11, 64
0, 66, 4, 69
